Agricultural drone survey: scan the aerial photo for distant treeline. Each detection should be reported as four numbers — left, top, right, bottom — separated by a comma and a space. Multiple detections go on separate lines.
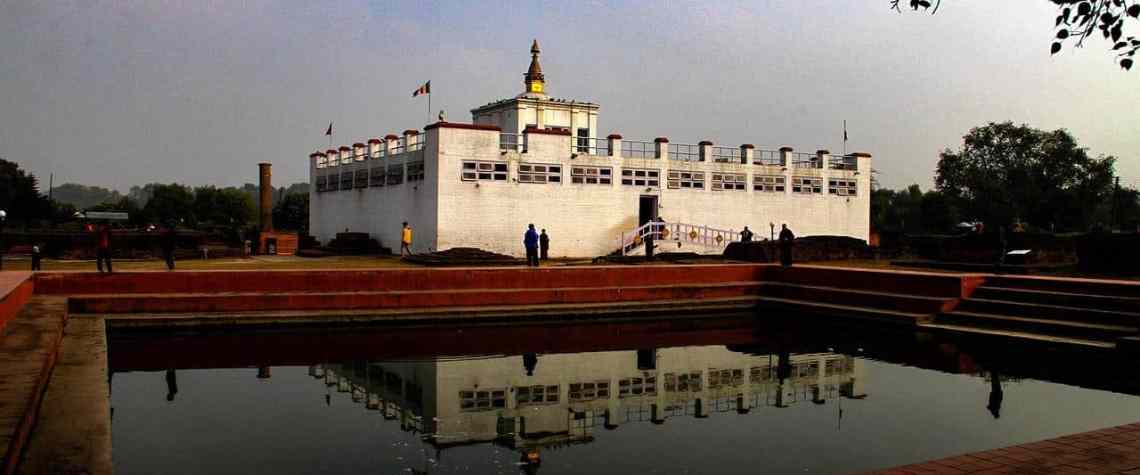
0, 157, 310, 235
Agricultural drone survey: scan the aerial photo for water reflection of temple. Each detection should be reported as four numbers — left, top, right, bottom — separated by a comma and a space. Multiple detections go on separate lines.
308, 346, 866, 451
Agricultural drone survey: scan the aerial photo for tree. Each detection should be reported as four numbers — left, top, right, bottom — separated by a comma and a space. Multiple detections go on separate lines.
894, 0, 1140, 70
142, 184, 196, 226
192, 186, 254, 228
273, 192, 309, 233
935, 122, 1117, 231
51, 183, 124, 210
0, 158, 53, 224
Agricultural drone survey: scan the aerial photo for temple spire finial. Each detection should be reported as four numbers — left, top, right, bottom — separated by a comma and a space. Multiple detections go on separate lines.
524, 39, 546, 95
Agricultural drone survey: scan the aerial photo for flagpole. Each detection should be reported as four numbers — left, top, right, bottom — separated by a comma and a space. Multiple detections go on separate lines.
843, 120, 847, 156
428, 92, 431, 123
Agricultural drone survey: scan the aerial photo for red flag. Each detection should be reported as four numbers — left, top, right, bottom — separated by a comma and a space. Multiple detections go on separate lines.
325, 122, 333, 136
412, 80, 430, 97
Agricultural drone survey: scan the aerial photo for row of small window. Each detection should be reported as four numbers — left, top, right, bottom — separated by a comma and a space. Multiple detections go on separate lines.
458, 376, 659, 412
458, 161, 857, 196
315, 163, 424, 192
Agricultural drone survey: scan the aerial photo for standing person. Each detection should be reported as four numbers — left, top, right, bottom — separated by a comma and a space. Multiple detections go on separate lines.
400, 222, 413, 256
523, 224, 540, 267
95, 223, 113, 273
539, 229, 550, 261
740, 226, 754, 242
161, 225, 177, 271
778, 224, 795, 268
31, 244, 42, 271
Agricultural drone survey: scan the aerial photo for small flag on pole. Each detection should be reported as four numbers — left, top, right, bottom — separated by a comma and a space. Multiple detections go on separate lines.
412, 80, 431, 97
843, 120, 848, 142
325, 122, 333, 136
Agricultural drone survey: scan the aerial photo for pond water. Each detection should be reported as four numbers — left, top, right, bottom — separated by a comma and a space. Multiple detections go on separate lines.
108, 317, 1140, 474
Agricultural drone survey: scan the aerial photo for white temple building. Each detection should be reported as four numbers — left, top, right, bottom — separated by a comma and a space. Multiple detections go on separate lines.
308, 40, 871, 257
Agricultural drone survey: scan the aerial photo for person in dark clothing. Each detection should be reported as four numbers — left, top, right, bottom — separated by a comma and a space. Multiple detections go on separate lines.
987, 370, 1004, 419
161, 226, 177, 271
165, 369, 178, 402
778, 224, 795, 267
740, 226, 754, 242
95, 224, 113, 273
523, 224, 540, 267
539, 229, 550, 261
31, 244, 42, 271
523, 352, 538, 376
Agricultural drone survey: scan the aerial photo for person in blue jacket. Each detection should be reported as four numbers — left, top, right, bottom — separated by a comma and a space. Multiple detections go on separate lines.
523, 224, 540, 267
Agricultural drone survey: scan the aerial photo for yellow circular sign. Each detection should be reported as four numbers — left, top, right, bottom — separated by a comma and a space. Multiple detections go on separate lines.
660, 229, 670, 239
715, 234, 723, 243
689, 230, 698, 240
633, 236, 642, 245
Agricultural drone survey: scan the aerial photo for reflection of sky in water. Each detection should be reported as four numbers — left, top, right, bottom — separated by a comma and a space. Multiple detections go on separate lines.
111, 352, 1140, 475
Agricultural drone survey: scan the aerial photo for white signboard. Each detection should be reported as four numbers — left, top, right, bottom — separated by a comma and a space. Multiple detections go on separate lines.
82, 211, 129, 221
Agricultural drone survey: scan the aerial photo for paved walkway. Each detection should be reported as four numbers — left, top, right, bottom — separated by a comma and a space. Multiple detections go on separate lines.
867, 422, 1140, 474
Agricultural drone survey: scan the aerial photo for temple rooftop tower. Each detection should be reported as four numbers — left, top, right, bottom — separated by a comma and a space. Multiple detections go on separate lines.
523, 39, 546, 98
471, 39, 599, 139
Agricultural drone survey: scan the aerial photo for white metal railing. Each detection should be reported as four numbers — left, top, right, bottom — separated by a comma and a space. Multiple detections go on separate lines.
754, 149, 783, 166
617, 221, 738, 256
711, 146, 741, 163
791, 152, 820, 169
829, 155, 858, 170
669, 143, 701, 161
621, 140, 656, 159
573, 137, 608, 156
500, 133, 525, 152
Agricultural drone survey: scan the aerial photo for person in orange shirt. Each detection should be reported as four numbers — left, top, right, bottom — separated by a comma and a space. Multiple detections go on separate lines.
400, 222, 413, 256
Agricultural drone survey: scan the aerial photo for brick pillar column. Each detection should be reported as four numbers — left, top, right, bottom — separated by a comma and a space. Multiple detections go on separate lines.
741, 144, 754, 165
353, 142, 366, 162
655, 137, 669, 160
698, 141, 712, 162
607, 134, 622, 158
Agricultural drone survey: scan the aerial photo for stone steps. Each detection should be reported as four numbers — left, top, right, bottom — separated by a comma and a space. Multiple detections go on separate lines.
984, 275, 1140, 298
972, 286, 1140, 313
956, 297, 1140, 326
917, 322, 1116, 350
937, 310, 1138, 341
762, 282, 956, 314
755, 296, 932, 326
930, 276, 1140, 350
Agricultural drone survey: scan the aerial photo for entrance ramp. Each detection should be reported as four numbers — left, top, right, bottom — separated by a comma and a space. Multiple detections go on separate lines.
615, 222, 737, 256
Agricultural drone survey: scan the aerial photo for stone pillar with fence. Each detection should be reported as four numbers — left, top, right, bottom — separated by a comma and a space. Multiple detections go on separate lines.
607, 134, 621, 158
698, 141, 712, 162
367, 138, 383, 159
385, 134, 400, 156
655, 137, 669, 160
740, 144, 754, 165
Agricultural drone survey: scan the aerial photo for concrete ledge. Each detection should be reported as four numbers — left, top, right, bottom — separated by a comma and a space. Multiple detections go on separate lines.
34, 265, 767, 296
68, 281, 765, 314
0, 297, 67, 475
17, 316, 111, 475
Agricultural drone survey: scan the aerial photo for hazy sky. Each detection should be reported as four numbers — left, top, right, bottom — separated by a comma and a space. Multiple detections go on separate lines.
1, 0, 1137, 192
